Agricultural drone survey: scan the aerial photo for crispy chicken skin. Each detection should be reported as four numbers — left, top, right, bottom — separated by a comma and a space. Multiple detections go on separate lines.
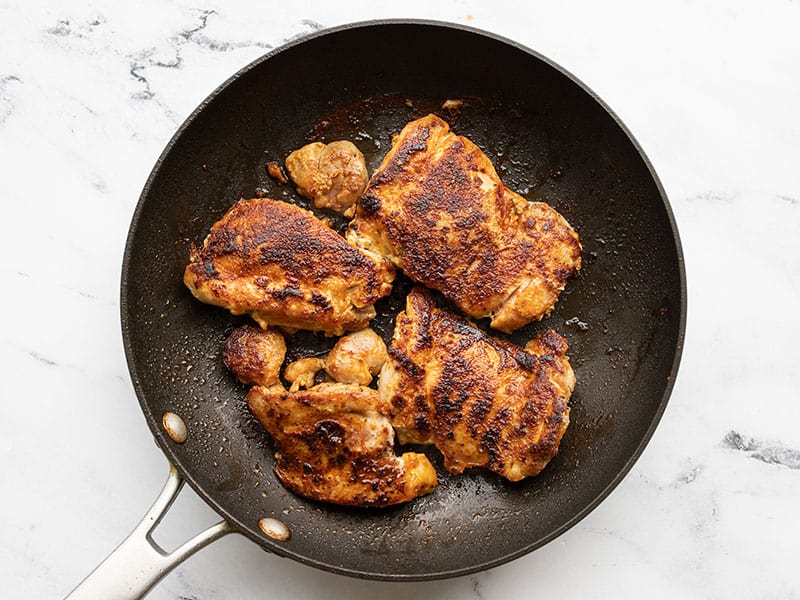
378, 287, 575, 481
285, 141, 368, 217
347, 114, 582, 333
184, 198, 394, 336
247, 382, 437, 507
222, 324, 286, 387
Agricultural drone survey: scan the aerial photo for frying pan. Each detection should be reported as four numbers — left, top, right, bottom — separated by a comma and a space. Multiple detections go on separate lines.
67, 19, 685, 598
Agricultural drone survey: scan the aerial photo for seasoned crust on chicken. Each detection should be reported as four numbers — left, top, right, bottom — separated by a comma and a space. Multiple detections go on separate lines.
285, 141, 368, 217
347, 114, 582, 333
247, 382, 437, 507
222, 324, 286, 387
378, 287, 575, 481
184, 198, 394, 336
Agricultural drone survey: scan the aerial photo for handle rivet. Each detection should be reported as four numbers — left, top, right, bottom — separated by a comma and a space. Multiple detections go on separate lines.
162, 412, 188, 444
258, 517, 291, 541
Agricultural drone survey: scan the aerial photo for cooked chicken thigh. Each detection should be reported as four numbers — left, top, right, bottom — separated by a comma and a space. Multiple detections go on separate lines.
247, 382, 437, 507
222, 323, 433, 507
379, 287, 575, 481
284, 328, 387, 390
184, 198, 394, 336
324, 328, 387, 385
347, 114, 582, 333
285, 141, 368, 217
222, 324, 286, 387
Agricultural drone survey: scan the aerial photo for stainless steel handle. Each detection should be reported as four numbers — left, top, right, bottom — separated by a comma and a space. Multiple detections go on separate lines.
65, 464, 232, 600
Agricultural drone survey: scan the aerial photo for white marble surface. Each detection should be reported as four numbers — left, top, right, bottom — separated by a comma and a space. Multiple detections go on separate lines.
2, 1, 799, 598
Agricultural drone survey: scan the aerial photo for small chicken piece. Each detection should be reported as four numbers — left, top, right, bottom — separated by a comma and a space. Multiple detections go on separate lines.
285, 141, 368, 217
284, 328, 387, 390
184, 198, 394, 336
222, 324, 286, 387
347, 114, 582, 333
379, 287, 575, 481
266, 161, 288, 184
247, 382, 437, 507
324, 328, 387, 385
284, 356, 325, 392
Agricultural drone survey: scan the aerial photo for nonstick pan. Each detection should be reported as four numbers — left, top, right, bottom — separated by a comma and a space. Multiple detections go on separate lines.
67, 19, 685, 598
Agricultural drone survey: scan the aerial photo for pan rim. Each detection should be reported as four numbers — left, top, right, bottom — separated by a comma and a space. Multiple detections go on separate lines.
120, 18, 687, 581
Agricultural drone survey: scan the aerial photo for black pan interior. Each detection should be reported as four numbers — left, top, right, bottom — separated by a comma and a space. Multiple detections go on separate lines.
121, 21, 685, 580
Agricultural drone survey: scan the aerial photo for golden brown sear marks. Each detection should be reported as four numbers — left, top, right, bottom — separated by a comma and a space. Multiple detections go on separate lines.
378, 287, 575, 481
247, 382, 437, 507
285, 141, 368, 217
184, 198, 394, 336
222, 324, 286, 387
347, 114, 582, 333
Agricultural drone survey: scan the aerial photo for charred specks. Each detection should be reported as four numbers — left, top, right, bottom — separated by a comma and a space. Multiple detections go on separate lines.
201, 260, 219, 278
414, 413, 432, 434
514, 351, 536, 370
271, 287, 303, 300
536, 329, 569, 354
482, 427, 503, 466
469, 396, 493, 429
314, 419, 346, 445
387, 346, 424, 380
360, 194, 381, 215
310, 291, 332, 309
371, 123, 433, 186
399, 125, 433, 158
209, 226, 242, 255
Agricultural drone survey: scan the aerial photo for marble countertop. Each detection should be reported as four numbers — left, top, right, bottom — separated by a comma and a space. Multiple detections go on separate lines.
2, 1, 799, 598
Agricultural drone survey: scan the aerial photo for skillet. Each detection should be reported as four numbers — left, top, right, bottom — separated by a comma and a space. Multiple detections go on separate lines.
67, 19, 685, 598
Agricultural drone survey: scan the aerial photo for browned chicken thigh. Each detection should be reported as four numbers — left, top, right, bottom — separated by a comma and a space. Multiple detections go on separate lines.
247, 382, 437, 507
283, 328, 387, 391
347, 114, 582, 333
379, 287, 575, 481
222, 324, 286, 387
223, 324, 435, 507
184, 198, 394, 336
285, 141, 369, 217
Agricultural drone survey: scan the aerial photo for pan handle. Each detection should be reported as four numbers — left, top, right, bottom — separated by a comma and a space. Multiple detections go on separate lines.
65, 464, 233, 600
